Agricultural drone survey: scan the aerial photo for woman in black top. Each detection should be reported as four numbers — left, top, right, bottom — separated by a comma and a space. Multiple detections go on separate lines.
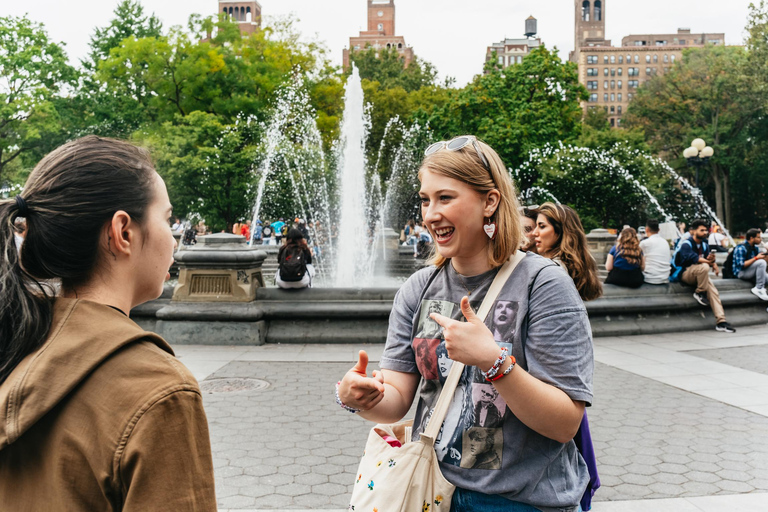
276, 228, 314, 288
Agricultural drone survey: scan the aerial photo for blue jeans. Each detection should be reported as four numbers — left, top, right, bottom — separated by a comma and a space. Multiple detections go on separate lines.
449, 488, 581, 512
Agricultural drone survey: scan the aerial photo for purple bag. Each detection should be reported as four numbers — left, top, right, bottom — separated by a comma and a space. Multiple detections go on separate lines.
573, 412, 600, 511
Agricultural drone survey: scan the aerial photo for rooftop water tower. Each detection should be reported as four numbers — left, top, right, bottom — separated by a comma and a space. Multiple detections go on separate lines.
524, 16, 537, 38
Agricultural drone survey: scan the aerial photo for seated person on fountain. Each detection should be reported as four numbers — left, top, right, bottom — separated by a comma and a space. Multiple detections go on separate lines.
677, 219, 736, 333
639, 219, 670, 285
605, 227, 645, 289
708, 224, 729, 253
732, 228, 768, 301
276, 228, 315, 289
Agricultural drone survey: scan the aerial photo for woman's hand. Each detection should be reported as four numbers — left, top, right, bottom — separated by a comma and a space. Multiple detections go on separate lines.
430, 296, 500, 371
338, 350, 386, 411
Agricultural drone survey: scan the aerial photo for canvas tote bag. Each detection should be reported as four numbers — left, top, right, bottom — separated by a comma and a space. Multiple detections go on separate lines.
348, 251, 526, 512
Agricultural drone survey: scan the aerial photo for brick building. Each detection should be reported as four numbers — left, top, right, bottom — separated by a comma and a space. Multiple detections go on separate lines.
343, 0, 414, 69
571, 1, 724, 127
485, 17, 542, 71
219, 0, 261, 35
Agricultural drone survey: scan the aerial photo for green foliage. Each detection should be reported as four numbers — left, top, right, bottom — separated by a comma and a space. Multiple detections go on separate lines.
135, 111, 258, 232
426, 46, 587, 170
349, 46, 437, 92
0, 16, 77, 181
624, 45, 754, 230
580, 107, 648, 152
514, 143, 686, 230
85, 0, 162, 67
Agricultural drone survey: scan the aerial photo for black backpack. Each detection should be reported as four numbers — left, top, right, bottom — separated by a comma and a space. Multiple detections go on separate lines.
279, 245, 308, 282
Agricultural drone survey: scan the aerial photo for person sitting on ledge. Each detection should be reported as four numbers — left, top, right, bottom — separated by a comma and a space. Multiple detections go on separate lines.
677, 218, 736, 333
732, 228, 768, 301
639, 219, 670, 285
276, 228, 315, 289
605, 227, 645, 288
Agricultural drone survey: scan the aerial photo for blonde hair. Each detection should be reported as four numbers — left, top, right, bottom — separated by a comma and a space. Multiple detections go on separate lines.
418, 138, 522, 269
536, 202, 602, 301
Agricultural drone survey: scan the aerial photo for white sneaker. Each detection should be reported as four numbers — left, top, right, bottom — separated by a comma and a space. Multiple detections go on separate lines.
751, 287, 768, 301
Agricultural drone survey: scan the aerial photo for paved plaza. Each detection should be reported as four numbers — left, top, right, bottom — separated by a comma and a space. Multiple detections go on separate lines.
175, 321, 768, 512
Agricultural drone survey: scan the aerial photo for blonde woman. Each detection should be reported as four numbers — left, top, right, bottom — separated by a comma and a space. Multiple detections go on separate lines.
337, 136, 593, 511
533, 203, 603, 302
605, 227, 645, 288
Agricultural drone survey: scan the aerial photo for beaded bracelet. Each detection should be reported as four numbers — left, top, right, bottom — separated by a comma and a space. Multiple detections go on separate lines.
486, 355, 517, 382
335, 381, 361, 413
481, 347, 509, 380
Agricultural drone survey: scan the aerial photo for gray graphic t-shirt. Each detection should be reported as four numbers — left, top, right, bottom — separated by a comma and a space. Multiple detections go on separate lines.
380, 253, 593, 511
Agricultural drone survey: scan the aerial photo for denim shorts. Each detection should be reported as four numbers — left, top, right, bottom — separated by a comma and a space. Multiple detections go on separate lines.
449, 488, 582, 512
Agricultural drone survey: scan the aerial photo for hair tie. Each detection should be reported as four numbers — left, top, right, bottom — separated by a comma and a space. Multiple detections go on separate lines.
15, 195, 29, 217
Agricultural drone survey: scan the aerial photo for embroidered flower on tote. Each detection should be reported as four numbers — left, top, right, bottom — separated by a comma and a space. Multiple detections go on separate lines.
422, 501, 431, 512
367, 480, 374, 491
376, 460, 383, 467
388, 458, 396, 467
434, 495, 443, 505
356, 474, 362, 483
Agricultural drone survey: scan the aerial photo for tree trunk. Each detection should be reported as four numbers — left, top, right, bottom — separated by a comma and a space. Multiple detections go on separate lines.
723, 169, 732, 232
712, 163, 725, 225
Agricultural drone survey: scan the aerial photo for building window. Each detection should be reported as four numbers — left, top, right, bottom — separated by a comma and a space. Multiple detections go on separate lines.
619, 55, 624, 63
611, 68, 616, 76
664, 54, 669, 63
604, 68, 609, 76
627, 54, 631, 63
611, 93, 615, 101
589, 93, 598, 102
498, 56, 504, 64
646, 67, 652, 75
618, 93, 622, 101
604, 80, 608, 89
604, 55, 609, 64
378, 23, 383, 31
587, 68, 598, 76
610, 118, 615, 127
653, 54, 658, 63
610, 54, 615, 63
587, 55, 598, 64
617, 118, 622, 126
680, 39, 687, 45
517, 56, 523, 63
671, 54, 676, 62
634, 54, 639, 63
354, 45, 360, 50
634, 41, 645, 46
587, 80, 598, 90
628, 93, 634, 100
618, 105, 623, 114
610, 105, 615, 113
655, 40, 667, 46
582, 0, 590, 21
664, 67, 669, 73
628, 80, 639, 88
628, 67, 639, 76
617, 67, 623, 76
618, 80, 622, 89
610, 80, 615, 89
645, 54, 650, 63
594, 0, 602, 21
604, 93, 609, 101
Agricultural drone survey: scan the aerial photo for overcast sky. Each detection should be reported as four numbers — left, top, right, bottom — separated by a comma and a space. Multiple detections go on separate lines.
2, 0, 756, 86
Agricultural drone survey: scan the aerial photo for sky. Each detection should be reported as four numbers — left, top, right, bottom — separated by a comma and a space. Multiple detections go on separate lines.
2, 0, 757, 86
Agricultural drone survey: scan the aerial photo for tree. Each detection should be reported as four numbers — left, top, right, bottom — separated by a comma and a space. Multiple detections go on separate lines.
624, 45, 753, 230
136, 111, 258, 232
349, 46, 438, 93
427, 46, 587, 171
85, 0, 162, 68
0, 16, 77, 181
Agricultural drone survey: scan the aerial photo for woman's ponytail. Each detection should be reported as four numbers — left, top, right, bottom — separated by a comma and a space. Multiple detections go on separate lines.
0, 200, 52, 385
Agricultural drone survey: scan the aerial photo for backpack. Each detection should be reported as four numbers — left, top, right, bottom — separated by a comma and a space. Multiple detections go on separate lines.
279, 245, 308, 282
722, 247, 737, 279
281, 224, 289, 236
669, 239, 692, 283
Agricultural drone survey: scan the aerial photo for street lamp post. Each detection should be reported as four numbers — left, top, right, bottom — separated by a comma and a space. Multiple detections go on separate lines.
683, 138, 714, 189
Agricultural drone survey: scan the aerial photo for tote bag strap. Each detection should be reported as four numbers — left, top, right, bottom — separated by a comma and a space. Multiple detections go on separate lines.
422, 251, 526, 445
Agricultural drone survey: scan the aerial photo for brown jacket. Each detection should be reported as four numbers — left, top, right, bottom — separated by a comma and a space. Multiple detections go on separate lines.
0, 298, 216, 511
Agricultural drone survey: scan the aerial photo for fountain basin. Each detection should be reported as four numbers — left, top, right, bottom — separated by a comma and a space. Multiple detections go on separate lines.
132, 277, 767, 345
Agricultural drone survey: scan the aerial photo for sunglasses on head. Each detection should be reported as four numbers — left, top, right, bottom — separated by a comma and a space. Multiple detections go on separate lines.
424, 135, 491, 172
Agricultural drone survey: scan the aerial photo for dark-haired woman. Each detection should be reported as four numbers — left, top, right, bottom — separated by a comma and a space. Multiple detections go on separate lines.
605, 227, 645, 288
0, 136, 216, 510
276, 227, 315, 289
533, 202, 602, 302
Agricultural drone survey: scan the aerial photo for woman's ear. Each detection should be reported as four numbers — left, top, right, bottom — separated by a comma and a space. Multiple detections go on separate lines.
106, 210, 134, 258
484, 189, 501, 218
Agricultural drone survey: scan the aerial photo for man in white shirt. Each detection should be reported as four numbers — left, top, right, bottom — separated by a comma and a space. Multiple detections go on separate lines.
639, 219, 671, 284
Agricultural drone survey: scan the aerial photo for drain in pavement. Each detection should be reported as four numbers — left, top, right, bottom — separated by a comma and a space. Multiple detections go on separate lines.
199, 378, 270, 393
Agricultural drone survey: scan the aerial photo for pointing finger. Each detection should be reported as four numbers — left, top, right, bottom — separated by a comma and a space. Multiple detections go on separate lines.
429, 312, 453, 328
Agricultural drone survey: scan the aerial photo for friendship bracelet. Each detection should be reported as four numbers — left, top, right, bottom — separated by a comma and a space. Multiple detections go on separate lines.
481, 347, 509, 380
486, 355, 517, 382
335, 381, 361, 413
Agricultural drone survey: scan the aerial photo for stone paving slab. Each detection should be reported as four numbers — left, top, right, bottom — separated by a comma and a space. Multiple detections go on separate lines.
202, 356, 768, 509
689, 345, 768, 376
